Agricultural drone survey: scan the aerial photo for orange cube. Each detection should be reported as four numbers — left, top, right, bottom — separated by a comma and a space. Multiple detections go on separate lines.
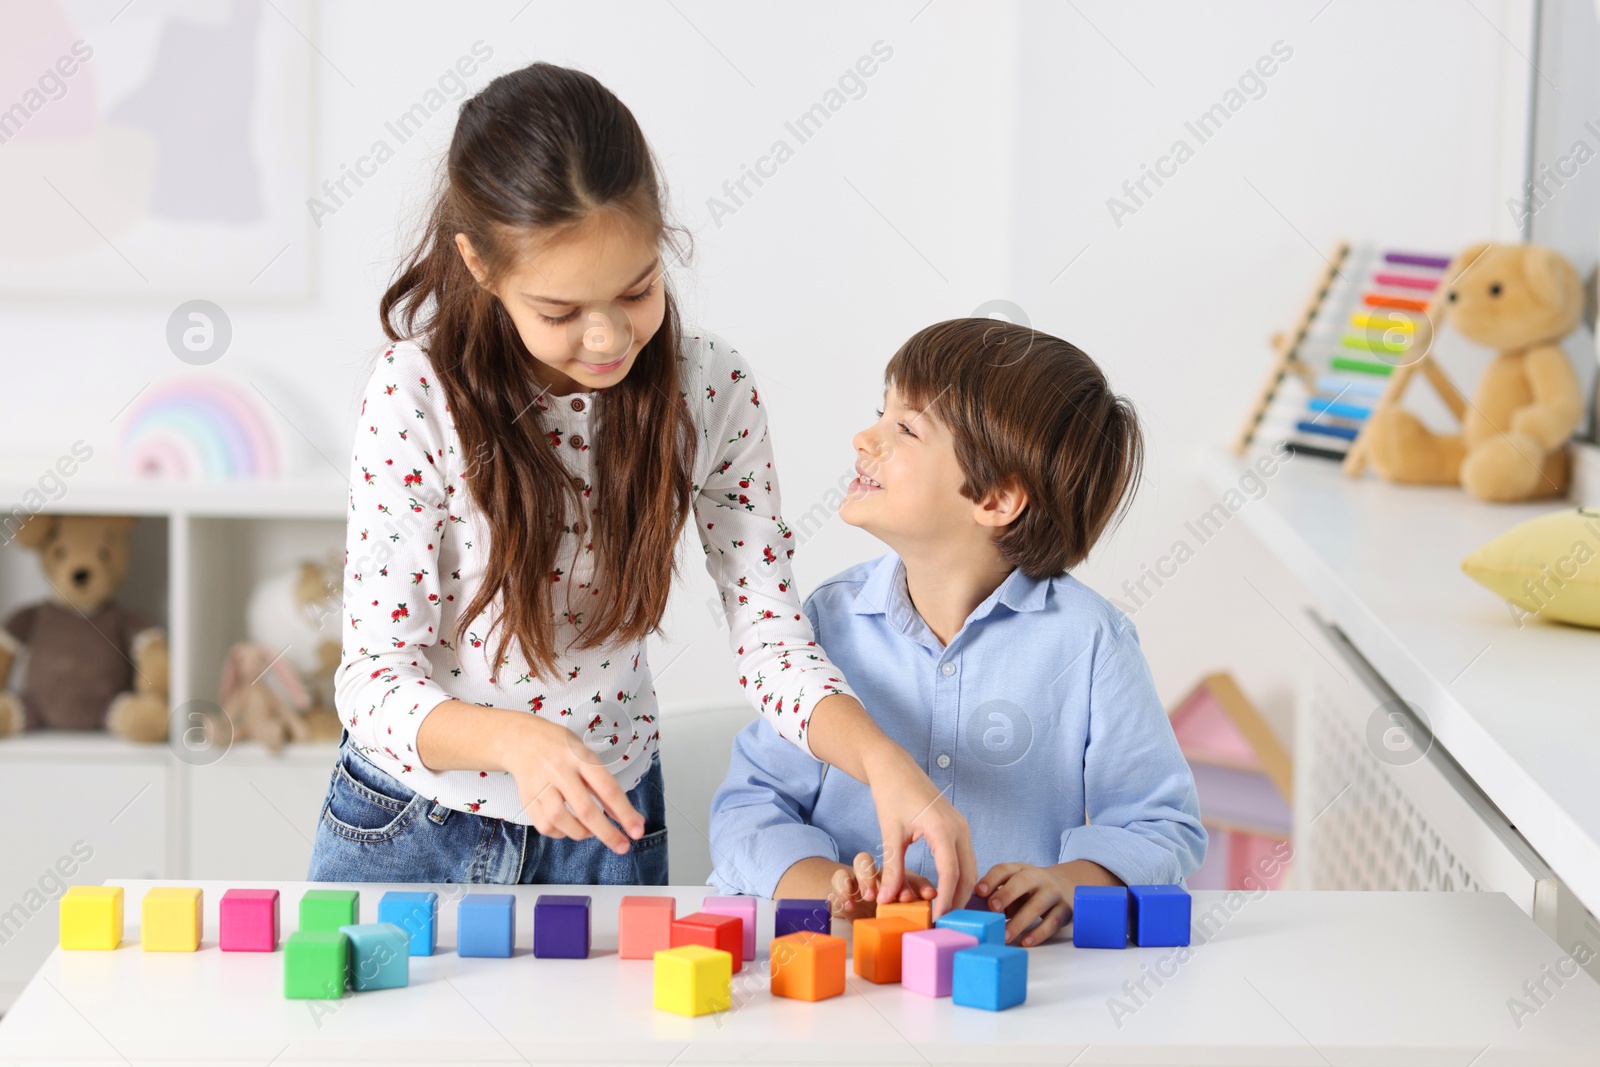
671, 912, 744, 974
852, 916, 916, 984
770, 931, 847, 1001
618, 896, 676, 960
875, 900, 931, 930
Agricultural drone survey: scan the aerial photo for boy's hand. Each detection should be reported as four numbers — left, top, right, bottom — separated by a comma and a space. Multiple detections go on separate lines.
975, 859, 1122, 946
829, 851, 937, 919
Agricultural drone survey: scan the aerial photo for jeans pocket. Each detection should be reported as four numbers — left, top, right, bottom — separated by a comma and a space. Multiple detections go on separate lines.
630, 826, 670, 886
321, 749, 424, 842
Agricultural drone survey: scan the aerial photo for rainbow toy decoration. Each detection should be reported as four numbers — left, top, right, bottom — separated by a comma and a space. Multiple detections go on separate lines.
117, 375, 283, 480
1234, 243, 1464, 465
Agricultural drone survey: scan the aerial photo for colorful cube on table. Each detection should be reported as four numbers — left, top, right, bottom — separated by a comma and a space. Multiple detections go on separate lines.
220, 889, 279, 952
671, 912, 743, 973
378, 891, 438, 956
702, 895, 756, 960
299, 889, 359, 933
533, 894, 590, 959
458, 894, 516, 958
141, 887, 202, 952
340, 922, 410, 990
654, 944, 732, 1017
901, 928, 979, 997
773, 898, 831, 939
1129, 884, 1191, 947
59, 886, 122, 950
617, 896, 676, 960
1072, 886, 1129, 948
934, 908, 1005, 946
769, 931, 846, 1001
952, 944, 1028, 1011
284, 930, 349, 999
852, 916, 916, 984
875, 900, 932, 930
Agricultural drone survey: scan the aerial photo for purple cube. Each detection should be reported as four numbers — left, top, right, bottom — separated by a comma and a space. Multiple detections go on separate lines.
533, 894, 590, 959
773, 898, 831, 939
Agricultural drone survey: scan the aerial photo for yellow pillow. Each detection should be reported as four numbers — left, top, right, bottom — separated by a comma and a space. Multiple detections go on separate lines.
1462, 507, 1600, 628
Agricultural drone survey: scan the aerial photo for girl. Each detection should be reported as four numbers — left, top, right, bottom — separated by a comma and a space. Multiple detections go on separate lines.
308, 61, 975, 910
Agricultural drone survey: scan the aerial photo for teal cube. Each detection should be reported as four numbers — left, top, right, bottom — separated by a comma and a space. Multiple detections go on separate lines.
952, 944, 1028, 1011
340, 922, 410, 991
284, 930, 348, 999
378, 891, 438, 956
935, 908, 1006, 945
300, 889, 359, 933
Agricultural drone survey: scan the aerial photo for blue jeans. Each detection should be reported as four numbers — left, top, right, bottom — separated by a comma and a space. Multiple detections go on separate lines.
306, 736, 670, 885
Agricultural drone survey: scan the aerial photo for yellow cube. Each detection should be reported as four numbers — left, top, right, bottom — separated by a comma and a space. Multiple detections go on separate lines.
60, 886, 123, 950
653, 944, 731, 1017
142, 887, 203, 952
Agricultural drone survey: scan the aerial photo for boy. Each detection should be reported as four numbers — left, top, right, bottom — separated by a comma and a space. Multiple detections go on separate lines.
706, 318, 1205, 947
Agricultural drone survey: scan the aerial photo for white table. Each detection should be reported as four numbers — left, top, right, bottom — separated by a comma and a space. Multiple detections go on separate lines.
1204, 450, 1600, 917
1, 880, 1598, 1065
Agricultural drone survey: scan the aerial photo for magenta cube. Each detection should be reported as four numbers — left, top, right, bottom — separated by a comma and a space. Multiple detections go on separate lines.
219, 889, 280, 952
902, 928, 979, 997
702, 895, 756, 961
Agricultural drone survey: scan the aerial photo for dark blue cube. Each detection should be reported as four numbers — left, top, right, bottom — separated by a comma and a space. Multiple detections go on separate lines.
1072, 885, 1128, 949
1129, 884, 1191, 946
457, 894, 515, 958
533, 894, 590, 959
773, 899, 831, 939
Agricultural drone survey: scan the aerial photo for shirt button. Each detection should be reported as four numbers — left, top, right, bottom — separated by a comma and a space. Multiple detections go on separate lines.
936, 754, 951, 769
569, 476, 584, 491
570, 397, 586, 412
941, 662, 956, 676
570, 434, 585, 449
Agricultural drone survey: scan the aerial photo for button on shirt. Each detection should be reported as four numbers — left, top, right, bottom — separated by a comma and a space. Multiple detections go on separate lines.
706, 552, 1206, 898
335, 331, 856, 821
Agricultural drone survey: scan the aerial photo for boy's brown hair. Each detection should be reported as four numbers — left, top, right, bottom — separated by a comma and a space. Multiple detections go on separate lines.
885, 317, 1143, 577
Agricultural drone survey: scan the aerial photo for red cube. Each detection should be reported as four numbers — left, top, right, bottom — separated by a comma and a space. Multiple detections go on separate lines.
617, 896, 676, 960
671, 912, 743, 973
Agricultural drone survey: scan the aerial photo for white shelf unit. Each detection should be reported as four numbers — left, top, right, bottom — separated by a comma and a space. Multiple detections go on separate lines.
0, 475, 349, 1009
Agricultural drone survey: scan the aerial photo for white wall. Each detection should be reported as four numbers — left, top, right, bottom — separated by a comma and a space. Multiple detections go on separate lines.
0, 2, 1561, 826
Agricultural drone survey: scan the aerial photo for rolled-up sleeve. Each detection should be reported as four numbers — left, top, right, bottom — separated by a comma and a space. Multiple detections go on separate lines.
706, 715, 841, 897
332, 351, 458, 777
692, 338, 857, 757
1060, 623, 1207, 884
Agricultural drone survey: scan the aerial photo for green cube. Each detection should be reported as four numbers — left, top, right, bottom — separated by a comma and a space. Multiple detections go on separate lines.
300, 889, 359, 933
284, 930, 349, 999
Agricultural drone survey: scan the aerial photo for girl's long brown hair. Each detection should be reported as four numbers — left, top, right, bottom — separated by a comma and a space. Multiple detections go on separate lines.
379, 62, 696, 680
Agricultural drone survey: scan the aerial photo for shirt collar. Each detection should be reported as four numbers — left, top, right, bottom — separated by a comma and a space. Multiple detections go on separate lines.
852, 552, 1051, 626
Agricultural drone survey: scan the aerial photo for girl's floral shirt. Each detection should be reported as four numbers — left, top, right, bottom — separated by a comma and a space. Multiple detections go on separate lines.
334, 330, 856, 820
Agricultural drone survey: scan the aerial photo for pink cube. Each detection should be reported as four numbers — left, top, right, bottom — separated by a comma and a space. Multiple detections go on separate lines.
702, 895, 756, 961
902, 928, 978, 997
219, 889, 279, 952
617, 896, 675, 960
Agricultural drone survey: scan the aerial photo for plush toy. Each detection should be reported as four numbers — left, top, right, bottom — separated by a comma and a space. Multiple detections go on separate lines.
1367, 242, 1585, 502
0, 515, 169, 741
210, 559, 342, 748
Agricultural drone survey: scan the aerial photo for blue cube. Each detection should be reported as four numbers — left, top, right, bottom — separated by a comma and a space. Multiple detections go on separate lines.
1129, 884, 1191, 947
934, 908, 1006, 946
339, 922, 410, 991
533, 894, 590, 959
1073, 886, 1128, 948
951, 944, 1027, 1011
378, 891, 438, 956
457, 894, 516, 958
773, 899, 831, 939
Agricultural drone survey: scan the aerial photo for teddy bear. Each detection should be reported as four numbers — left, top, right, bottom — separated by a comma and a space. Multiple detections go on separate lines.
1366, 242, 1585, 502
0, 514, 170, 741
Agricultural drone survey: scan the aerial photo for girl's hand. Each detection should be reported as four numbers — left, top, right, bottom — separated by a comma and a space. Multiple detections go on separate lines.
501, 713, 645, 854
861, 742, 977, 921
975, 859, 1122, 946
828, 851, 938, 919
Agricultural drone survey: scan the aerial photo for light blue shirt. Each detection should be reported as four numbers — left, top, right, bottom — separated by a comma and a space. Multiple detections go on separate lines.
706, 552, 1206, 898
